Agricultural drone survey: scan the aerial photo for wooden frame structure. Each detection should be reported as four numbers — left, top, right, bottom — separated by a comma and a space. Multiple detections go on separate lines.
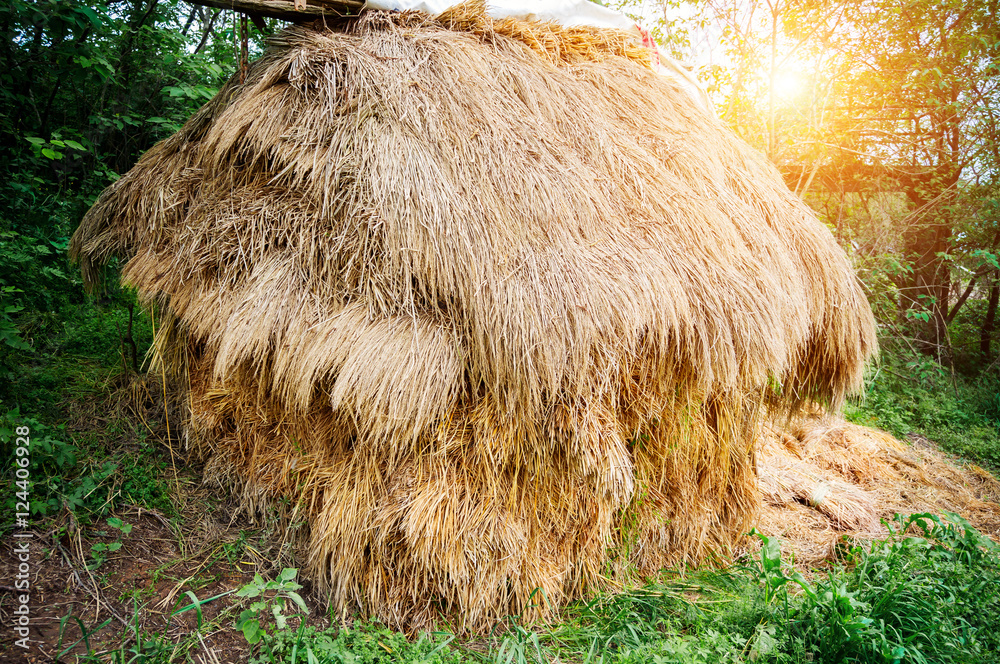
184, 0, 364, 24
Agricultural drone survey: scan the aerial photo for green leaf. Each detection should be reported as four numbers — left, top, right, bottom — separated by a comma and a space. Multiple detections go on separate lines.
241, 619, 262, 644
40, 148, 62, 160
279, 567, 298, 582
183, 590, 204, 628
236, 584, 260, 598
76, 5, 103, 27
63, 139, 86, 151
286, 591, 308, 613
272, 603, 287, 630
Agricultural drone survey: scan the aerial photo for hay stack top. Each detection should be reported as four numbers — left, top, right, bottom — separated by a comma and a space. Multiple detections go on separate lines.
71, 3, 876, 434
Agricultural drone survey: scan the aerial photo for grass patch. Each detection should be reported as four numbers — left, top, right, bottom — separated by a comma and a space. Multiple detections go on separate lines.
1, 408, 174, 527
177, 511, 997, 664
476, 512, 1000, 664
845, 342, 1000, 470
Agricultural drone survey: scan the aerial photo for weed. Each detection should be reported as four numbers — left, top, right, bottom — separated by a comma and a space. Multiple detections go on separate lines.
87, 516, 133, 570
1, 407, 174, 531
268, 624, 462, 664
236, 568, 310, 663
55, 610, 114, 661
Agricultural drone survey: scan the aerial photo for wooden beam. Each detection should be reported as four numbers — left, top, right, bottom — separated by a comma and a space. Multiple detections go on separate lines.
248, 11, 268, 31
182, 0, 363, 23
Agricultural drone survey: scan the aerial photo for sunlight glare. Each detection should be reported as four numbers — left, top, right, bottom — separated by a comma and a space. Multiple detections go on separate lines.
771, 68, 806, 100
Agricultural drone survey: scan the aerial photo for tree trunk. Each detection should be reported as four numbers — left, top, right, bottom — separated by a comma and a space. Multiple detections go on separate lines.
898, 168, 959, 363
981, 272, 999, 360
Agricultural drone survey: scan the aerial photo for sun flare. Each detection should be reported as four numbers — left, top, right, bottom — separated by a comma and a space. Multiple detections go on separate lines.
771, 68, 806, 99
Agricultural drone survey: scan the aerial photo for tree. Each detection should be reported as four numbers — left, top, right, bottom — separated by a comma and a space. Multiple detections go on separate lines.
810, 0, 999, 359
637, 0, 1000, 365
0, 0, 264, 374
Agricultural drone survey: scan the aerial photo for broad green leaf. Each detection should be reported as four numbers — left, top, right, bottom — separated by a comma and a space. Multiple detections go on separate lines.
286, 590, 308, 613
236, 584, 260, 598
241, 619, 261, 644
76, 5, 103, 27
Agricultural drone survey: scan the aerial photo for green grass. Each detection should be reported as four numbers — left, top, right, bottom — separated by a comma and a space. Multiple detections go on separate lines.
1, 409, 173, 525
495, 512, 1000, 664
193, 511, 998, 664
844, 341, 1000, 470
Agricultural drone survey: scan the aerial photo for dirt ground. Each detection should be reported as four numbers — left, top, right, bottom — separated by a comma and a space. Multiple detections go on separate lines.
0, 491, 294, 663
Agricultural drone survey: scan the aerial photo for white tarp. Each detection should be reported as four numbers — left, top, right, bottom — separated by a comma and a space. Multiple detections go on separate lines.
363, 0, 712, 112
366, 0, 636, 30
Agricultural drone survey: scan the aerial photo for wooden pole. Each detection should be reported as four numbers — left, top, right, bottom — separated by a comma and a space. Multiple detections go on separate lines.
182, 0, 364, 23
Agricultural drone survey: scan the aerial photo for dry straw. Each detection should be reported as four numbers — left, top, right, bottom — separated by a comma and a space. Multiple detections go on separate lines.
756, 413, 1000, 564
71, 2, 878, 630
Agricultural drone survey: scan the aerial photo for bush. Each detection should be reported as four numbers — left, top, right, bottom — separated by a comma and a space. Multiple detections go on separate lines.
845, 340, 1000, 470
1, 409, 171, 523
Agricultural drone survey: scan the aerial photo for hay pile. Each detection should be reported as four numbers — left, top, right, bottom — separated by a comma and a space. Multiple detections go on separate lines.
70, 4, 877, 629
756, 414, 1000, 563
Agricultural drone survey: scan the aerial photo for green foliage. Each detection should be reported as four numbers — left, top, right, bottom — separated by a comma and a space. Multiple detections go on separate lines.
742, 513, 1000, 663
236, 568, 310, 648
234, 569, 462, 664
0, 0, 255, 414
0, 286, 32, 356
1, 409, 171, 526
492, 620, 548, 664
765, 512, 1000, 664
463, 513, 1000, 664
55, 611, 115, 662
88, 515, 134, 570
2, 410, 83, 518
1, 291, 155, 418
103, 630, 176, 664
61, 597, 182, 664
263, 625, 462, 664
0, 230, 78, 375
845, 342, 1000, 470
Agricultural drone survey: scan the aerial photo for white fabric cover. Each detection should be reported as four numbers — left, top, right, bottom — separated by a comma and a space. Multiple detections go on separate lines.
362, 0, 712, 112
364, 0, 635, 30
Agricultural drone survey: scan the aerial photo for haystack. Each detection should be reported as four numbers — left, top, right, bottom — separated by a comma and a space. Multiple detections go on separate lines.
70, 3, 877, 630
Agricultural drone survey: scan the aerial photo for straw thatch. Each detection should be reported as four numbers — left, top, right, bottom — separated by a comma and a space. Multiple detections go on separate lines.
756, 413, 1000, 563
70, 3, 877, 630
